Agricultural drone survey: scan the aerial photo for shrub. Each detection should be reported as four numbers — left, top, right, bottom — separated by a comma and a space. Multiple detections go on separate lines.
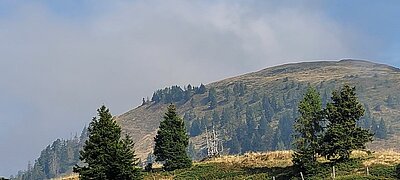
395, 164, 400, 178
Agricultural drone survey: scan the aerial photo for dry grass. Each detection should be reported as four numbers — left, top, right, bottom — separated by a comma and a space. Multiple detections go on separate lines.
203, 149, 400, 168
203, 150, 293, 168
49, 174, 79, 180
360, 150, 400, 166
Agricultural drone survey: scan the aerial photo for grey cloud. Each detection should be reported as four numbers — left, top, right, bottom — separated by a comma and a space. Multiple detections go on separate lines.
0, 0, 378, 176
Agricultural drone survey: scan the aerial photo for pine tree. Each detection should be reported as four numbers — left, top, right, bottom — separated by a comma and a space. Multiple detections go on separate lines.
234, 98, 243, 111
245, 106, 257, 131
220, 107, 233, 127
31, 161, 46, 180
229, 135, 241, 154
262, 95, 274, 119
261, 123, 274, 151
223, 88, 230, 101
233, 82, 246, 96
259, 113, 268, 132
386, 95, 396, 108
211, 111, 220, 126
197, 84, 206, 94
319, 85, 373, 161
272, 129, 283, 150
73, 105, 142, 180
292, 87, 323, 171
154, 104, 192, 171
208, 88, 217, 109
189, 118, 202, 137
274, 115, 294, 149
371, 117, 378, 133
376, 118, 388, 139
184, 84, 195, 101
250, 90, 260, 104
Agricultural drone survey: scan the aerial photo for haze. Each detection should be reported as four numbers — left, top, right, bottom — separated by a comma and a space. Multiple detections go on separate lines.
0, 0, 399, 177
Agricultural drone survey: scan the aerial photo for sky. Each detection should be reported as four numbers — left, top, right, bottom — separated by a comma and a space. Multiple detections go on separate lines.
0, 0, 399, 177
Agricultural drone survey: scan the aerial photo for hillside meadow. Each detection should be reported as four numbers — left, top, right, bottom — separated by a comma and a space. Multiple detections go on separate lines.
143, 150, 400, 180
48, 150, 400, 180
53, 150, 400, 179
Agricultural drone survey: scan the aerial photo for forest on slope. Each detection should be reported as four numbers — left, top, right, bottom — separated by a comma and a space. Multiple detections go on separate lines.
11, 128, 88, 180
116, 59, 400, 161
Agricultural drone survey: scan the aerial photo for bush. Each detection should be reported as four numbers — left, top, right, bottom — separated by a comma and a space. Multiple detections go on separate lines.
395, 164, 400, 178
145, 163, 153, 172
369, 165, 395, 178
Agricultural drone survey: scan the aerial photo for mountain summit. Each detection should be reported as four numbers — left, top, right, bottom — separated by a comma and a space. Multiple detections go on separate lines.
116, 59, 400, 161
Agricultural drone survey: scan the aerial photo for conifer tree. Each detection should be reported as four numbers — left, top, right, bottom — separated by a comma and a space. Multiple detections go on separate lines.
229, 135, 241, 154
220, 107, 233, 127
197, 84, 206, 94
154, 104, 192, 171
319, 85, 373, 161
189, 118, 202, 137
262, 95, 274, 118
211, 111, 220, 126
223, 88, 230, 101
208, 88, 217, 109
73, 105, 142, 180
250, 90, 260, 103
259, 113, 268, 131
376, 118, 388, 139
292, 87, 323, 171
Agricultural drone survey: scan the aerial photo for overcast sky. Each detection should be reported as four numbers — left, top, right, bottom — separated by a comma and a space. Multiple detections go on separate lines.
0, 0, 399, 176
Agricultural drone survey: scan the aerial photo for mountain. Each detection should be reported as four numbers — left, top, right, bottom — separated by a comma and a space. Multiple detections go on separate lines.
116, 59, 400, 161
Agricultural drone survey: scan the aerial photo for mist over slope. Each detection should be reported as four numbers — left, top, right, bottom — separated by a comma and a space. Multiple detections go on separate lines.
117, 59, 400, 161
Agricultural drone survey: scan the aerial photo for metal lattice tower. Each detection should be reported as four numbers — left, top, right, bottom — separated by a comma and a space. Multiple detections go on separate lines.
205, 125, 223, 157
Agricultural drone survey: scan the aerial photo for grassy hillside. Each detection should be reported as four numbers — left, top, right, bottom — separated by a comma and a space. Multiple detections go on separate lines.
116, 59, 400, 161
144, 150, 400, 180
52, 150, 400, 179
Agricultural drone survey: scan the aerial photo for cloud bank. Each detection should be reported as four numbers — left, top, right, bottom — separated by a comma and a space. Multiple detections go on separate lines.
0, 0, 379, 176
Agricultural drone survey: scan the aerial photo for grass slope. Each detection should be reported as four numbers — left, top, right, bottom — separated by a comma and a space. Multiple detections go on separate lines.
144, 150, 400, 180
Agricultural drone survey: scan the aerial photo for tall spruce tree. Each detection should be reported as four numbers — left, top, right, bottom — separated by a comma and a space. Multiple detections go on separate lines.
154, 104, 192, 171
319, 85, 373, 161
292, 87, 323, 171
73, 105, 142, 180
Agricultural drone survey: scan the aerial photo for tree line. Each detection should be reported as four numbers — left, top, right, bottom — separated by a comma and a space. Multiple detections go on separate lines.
150, 84, 206, 104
